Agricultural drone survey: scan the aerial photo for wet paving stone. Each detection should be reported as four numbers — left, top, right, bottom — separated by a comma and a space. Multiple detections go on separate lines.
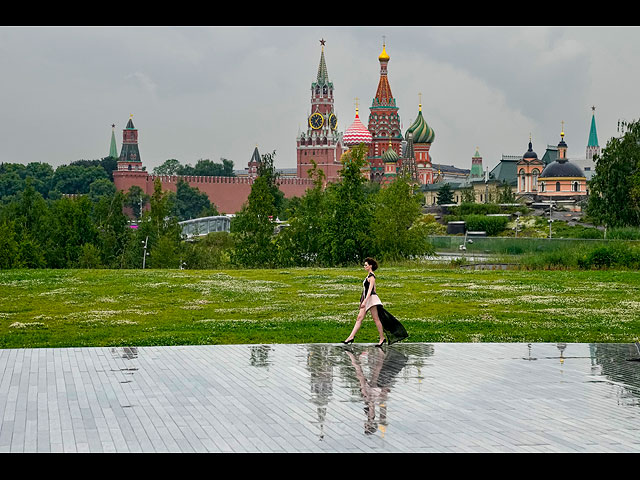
1, 342, 640, 452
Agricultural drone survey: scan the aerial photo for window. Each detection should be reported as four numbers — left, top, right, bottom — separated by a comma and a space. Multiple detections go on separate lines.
556, 182, 561, 192
540, 182, 545, 192
573, 182, 579, 192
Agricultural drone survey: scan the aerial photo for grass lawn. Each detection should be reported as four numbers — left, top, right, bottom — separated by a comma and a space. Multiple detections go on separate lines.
1, 267, 639, 348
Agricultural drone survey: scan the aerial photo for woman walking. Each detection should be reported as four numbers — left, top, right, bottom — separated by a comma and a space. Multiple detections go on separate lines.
342, 258, 408, 347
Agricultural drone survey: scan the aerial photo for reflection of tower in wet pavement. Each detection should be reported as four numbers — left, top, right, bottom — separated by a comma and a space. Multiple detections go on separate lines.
523, 343, 537, 361
557, 342, 566, 367
249, 345, 273, 368
306, 345, 335, 440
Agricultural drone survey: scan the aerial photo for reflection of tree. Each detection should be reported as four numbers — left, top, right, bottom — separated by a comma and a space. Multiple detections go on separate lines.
249, 345, 272, 368
590, 343, 640, 406
111, 346, 138, 360
345, 347, 408, 436
306, 345, 338, 440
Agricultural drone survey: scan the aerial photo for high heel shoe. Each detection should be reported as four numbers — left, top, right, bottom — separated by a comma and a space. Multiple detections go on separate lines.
375, 339, 387, 348
342, 338, 354, 345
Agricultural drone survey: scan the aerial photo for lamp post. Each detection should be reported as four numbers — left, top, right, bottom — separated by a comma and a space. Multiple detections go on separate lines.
142, 236, 149, 269
484, 167, 489, 204
547, 201, 554, 239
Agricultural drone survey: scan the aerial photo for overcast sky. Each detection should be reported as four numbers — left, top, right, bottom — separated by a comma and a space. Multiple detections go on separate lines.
1, 26, 639, 174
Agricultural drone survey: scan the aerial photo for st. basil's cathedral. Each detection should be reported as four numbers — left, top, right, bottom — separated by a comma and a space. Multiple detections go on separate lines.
296, 39, 438, 186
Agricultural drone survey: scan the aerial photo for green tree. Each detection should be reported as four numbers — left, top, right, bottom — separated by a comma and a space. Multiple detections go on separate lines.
192, 158, 236, 177
137, 178, 183, 268
460, 186, 475, 204
0, 221, 18, 269
497, 180, 516, 204
77, 243, 103, 269
44, 196, 99, 268
148, 234, 181, 268
170, 179, 217, 221
587, 119, 640, 227
91, 190, 132, 268
230, 174, 278, 267
183, 232, 234, 269
370, 175, 433, 261
256, 150, 285, 218
436, 182, 454, 205
153, 159, 182, 176
275, 159, 326, 266
52, 164, 109, 195
0, 168, 25, 201
124, 185, 150, 220
89, 178, 116, 203
318, 143, 373, 266
15, 235, 46, 268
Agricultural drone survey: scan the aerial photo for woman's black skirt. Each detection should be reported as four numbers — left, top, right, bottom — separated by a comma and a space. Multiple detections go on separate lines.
376, 305, 408, 345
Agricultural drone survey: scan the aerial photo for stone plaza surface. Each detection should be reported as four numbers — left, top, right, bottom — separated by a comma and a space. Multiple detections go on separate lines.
1, 342, 640, 453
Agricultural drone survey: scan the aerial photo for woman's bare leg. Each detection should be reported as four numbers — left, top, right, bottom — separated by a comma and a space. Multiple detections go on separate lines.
370, 306, 385, 343
345, 306, 367, 342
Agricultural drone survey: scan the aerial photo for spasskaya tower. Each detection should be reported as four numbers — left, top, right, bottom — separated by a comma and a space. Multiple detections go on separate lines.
296, 39, 344, 181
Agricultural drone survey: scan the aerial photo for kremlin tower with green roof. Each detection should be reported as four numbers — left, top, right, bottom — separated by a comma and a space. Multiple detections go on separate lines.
109, 124, 118, 159
586, 106, 600, 161
296, 39, 344, 181
117, 115, 144, 172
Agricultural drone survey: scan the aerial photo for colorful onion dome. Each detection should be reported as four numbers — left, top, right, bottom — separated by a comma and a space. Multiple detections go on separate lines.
405, 105, 435, 144
382, 142, 399, 163
343, 108, 373, 146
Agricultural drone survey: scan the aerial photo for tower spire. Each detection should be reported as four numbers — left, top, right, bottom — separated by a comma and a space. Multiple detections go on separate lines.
586, 106, 600, 161
109, 124, 118, 159
588, 106, 598, 147
316, 39, 330, 86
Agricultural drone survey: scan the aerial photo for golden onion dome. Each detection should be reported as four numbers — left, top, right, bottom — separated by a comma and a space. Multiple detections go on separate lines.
379, 44, 390, 62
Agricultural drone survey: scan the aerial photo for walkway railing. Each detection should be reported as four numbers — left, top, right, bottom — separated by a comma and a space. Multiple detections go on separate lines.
179, 216, 231, 238
429, 235, 640, 255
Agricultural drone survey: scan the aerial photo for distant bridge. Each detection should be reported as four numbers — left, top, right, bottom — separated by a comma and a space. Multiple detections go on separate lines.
179, 215, 231, 239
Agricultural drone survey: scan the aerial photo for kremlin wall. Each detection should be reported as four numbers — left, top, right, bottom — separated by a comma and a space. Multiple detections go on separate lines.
113, 40, 597, 215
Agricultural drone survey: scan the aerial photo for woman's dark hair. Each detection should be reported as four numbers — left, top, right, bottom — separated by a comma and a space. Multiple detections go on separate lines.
364, 257, 378, 271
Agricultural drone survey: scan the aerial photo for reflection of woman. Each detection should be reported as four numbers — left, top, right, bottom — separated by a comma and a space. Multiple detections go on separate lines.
342, 257, 408, 347
344, 348, 389, 435
344, 346, 409, 435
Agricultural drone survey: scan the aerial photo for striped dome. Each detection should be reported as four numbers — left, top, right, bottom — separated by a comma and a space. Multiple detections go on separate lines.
343, 110, 372, 146
382, 144, 399, 163
405, 109, 435, 144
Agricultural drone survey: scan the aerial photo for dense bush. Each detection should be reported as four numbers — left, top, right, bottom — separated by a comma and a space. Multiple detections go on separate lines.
517, 241, 640, 270
461, 214, 510, 236
607, 226, 640, 240
578, 242, 640, 269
